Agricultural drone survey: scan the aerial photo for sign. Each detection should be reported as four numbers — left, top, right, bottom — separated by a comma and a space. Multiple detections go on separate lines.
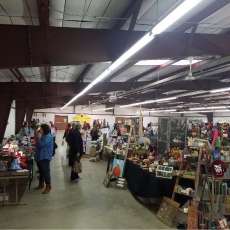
72, 114, 91, 124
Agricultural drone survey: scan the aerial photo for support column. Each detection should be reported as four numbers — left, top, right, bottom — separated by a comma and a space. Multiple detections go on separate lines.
15, 100, 26, 134
0, 96, 12, 142
26, 108, 34, 123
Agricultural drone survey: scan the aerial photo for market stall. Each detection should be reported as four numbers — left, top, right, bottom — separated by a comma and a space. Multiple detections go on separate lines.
0, 137, 34, 205
122, 119, 230, 228
125, 160, 175, 198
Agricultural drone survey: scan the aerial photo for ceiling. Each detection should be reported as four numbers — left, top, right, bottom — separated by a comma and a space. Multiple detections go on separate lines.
0, 0, 230, 111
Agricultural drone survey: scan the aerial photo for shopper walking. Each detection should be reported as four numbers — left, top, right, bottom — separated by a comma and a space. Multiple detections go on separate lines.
68, 123, 83, 182
35, 124, 53, 194
90, 126, 99, 141
63, 123, 71, 143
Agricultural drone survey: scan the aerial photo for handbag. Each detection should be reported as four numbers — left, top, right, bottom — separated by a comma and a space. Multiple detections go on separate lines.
73, 160, 82, 173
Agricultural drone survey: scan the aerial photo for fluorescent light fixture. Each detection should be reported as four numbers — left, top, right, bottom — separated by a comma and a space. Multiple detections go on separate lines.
214, 110, 230, 113
163, 90, 187, 95
120, 96, 177, 108
173, 109, 230, 114
189, 106, 228, 111
176, 90, 206, 97
172, 111, 207, 114
92, 107, 114, 112
210, 87, 230, 94
61, 0, 203, 109
173, 59, 202, 66
135, 60, 170, 66
149, 109, 176, 113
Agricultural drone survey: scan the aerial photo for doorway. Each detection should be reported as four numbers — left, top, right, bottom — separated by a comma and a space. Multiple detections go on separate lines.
54, 115, 68, 130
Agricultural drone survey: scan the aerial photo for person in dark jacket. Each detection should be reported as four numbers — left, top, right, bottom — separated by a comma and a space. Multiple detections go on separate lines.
90, 126, 99, 141
35, 124, 53, 194
67, 123, 83, 181
63, 123, 71, 142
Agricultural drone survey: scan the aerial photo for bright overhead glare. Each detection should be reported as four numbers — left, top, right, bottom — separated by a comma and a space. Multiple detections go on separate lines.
92, 107, 114, 112
173, 59, 202, 66
148, 109, 176, 113
189, 106, 228, 111
177, 90, 207, 97
120, 97, 177, 108
61, 0, 203, 109
135, 60, 171, 66
135, 59, 202, 66
172, 109, 230, 114
210, 87, 230, 94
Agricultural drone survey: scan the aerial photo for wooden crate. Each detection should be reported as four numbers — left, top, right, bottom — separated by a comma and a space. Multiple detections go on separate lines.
156, 197, 180, 227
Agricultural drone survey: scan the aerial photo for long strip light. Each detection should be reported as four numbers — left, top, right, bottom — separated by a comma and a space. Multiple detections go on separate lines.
92, 107, 114, 112
135, 60, 171, 66
135, 59, 202, 66
189, 106, 228, 111
61, 0, 203, 109
119, 96, 177, 108
210, 87, 230, 94
172, 59, 202, 66
173, 109, 230, 114
119, 90, 206, 109
149, 109, 176, 113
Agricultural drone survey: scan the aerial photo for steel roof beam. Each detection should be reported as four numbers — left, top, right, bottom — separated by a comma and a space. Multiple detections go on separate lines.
128, 0, 143, 31
113, 0, 143, 30
76, 64, 93, 83
37, 0, 49, 27
9, 68, 26, 82
1, 26, 230, 68
37, 0, 50, 82
0, 82, 151, 99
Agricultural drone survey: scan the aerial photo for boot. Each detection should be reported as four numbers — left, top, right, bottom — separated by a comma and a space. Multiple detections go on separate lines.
34, 182, 45, 190
70, 170, 79, 181
42, 184, 51, 194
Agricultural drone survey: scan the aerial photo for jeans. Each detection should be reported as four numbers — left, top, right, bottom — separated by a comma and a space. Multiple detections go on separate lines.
37, 160, 51, 185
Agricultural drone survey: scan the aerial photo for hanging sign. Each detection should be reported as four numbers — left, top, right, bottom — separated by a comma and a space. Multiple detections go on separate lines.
72, 114, 91, 124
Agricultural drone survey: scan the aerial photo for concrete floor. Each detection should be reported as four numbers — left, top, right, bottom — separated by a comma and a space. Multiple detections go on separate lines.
0, 133, 168, 229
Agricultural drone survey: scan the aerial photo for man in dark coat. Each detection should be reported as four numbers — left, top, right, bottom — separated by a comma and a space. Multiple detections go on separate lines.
67, 123, 83, 181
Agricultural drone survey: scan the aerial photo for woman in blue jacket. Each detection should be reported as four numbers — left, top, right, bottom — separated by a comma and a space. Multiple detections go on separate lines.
36, 124, 53, 194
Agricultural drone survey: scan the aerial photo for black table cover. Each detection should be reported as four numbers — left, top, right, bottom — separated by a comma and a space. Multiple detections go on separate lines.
124, 160, 176, 198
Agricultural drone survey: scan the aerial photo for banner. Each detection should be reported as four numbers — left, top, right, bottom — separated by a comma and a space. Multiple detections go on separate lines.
72, 114, 91, 124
